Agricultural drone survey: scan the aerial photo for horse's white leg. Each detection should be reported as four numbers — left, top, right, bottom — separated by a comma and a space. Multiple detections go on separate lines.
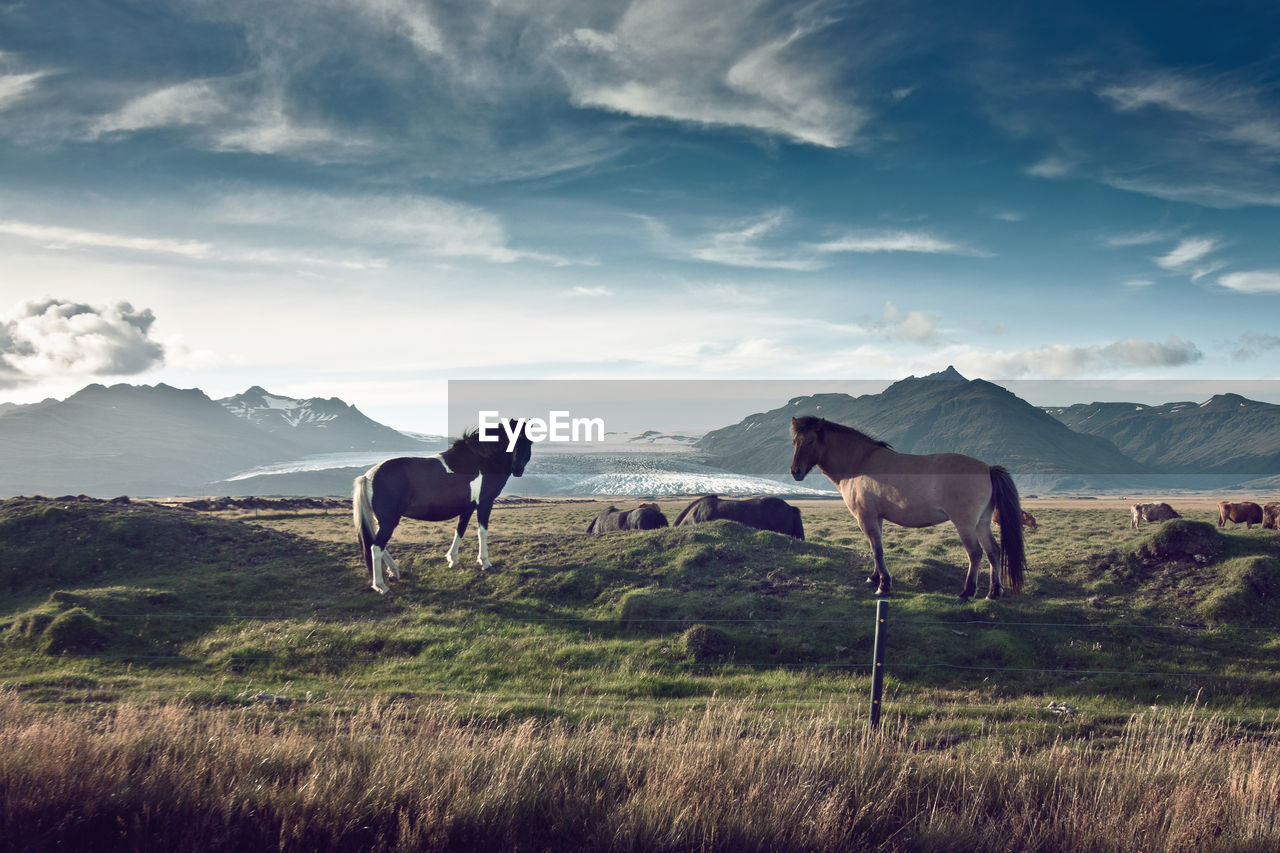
476, 525, 491, 570
382, 549, 401, 581
370, 545, 391, 595
445, 532, 461, 568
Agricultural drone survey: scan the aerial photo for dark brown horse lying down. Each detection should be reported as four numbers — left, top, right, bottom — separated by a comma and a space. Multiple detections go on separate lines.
586, 503, 669, 533
673, 494, 804, 539
789, 416, 1025, 602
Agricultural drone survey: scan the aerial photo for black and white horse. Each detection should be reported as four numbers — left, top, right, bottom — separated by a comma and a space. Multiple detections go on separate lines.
352, 421, 532, 593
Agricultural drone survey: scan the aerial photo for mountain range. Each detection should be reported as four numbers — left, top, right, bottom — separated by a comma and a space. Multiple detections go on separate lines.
0, 383, 435, 497
698, 368, 1280, 492
1, 371, 1277, 497
1045, 395, 1280, 476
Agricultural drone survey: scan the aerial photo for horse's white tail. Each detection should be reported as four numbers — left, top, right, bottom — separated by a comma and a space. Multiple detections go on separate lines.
353, 473, 376, 578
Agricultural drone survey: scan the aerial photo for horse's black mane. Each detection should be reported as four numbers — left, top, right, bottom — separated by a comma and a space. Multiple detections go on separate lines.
453, 428, 500, 458
791, 416, 892, 449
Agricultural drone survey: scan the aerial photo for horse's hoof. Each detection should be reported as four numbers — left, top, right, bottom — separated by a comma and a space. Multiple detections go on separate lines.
875, 587, 891, 597
864, 577, 877, 588
372, 585, 389, 595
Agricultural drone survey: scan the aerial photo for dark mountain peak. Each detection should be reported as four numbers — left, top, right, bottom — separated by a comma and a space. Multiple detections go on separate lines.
883, 366, 969, 397
69, 382, 208, 403
921, 365, 967, 382
242, 385, 271, 398
1202, 393, 1250, 409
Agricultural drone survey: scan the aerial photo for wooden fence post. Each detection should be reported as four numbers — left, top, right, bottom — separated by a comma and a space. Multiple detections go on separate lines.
870, 599, 888, 730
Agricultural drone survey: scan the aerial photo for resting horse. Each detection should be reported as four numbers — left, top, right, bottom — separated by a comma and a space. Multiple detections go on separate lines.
673, 494, 804, 539
790, 416, 1025, 602
352, 421, 533, 594
586, 503, 669, 533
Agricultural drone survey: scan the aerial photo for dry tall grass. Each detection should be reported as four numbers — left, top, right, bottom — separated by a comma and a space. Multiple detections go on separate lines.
3, 691, 1280, 852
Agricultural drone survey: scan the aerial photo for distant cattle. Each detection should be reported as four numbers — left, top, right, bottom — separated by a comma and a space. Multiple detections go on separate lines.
1220, 500, 1265, 529
586, 503, 669, 534
1131, 502, 1181, 528
993, 508, 1037, 530
673, 494, 804, 540
1264, 502, 1279, 530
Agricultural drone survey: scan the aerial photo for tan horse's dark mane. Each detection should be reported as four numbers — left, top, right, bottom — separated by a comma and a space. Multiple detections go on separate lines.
790, 415, 892, 450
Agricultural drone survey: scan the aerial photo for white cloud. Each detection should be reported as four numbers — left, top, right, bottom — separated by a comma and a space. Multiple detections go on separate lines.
1231, 331, 1280, 361
1153, 237, 1219, 271
864, 301, 939, 344
91, 80, 229, 137
566, 286, 612, 297
1102, 229, 1175, 248
0, 298, 165, 387
1025, 156, 1073, 178
0, 220, 215, 259
211, 189, 578, 266
1100, 73, 1280, 156
686, 209, 823, 270
0, 218, 387, 270
0, 71, 46, 111
812, 229, 991, 257
213, 94, 376, 160
552, 0, 864, 148
654, 337, 801, 372
1218, 270, 1280, 294
347, 0, 444, 55
967, 336, 1202, 377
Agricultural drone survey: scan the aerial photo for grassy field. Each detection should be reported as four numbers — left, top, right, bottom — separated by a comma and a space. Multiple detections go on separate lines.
4, 493, 1280, 850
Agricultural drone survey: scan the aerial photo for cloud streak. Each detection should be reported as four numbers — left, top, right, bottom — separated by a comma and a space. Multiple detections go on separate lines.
1218, 270, 1280, 294
972, 336, 1203, 377
812, 229, 991, 257
552, 0, 865, 148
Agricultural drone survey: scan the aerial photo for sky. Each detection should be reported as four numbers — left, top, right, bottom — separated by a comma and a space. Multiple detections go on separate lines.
1, 0, 1278, 433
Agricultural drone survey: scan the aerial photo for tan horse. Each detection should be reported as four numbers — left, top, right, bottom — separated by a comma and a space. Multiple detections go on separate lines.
789, 416, 1026, 602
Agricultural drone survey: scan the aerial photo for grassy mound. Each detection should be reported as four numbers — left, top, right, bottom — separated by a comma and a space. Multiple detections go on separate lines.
0, 496, 362, 659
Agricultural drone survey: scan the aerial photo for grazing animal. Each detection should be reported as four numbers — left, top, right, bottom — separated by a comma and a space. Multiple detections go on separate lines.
789, 416, 1025, 602
673, 494, 805, 539
1263, 502, 1279, 530
586, 503, 670, 533
1218, 500, 1264, 529
993, 508, 1038, 530
352, 421, 533, 594
1130, 502, 1181, 529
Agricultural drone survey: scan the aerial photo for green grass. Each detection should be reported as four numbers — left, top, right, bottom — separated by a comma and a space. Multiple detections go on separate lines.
8, 495, 1280, 850
3, 496, 1280, 729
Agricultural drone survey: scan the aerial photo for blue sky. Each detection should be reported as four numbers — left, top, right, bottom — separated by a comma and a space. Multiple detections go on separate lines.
1, 0, 1278, 431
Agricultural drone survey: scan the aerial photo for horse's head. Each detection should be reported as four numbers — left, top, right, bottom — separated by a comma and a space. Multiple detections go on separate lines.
506, 418, 533, 476
789, 416, 823, 481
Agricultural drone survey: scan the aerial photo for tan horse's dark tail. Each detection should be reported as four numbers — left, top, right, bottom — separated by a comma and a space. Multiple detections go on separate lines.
990, 466, 1025, 594
353, 472, 376, 578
